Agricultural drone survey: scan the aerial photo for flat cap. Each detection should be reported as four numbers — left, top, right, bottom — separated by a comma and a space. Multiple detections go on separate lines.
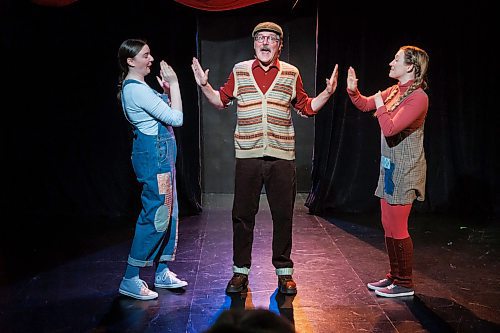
252, 22, 283, 39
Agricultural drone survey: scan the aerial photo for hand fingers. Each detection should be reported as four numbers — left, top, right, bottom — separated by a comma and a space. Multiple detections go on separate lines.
327, 64, 338, 82
349, 67, 356, 79
161, 61, 173, 72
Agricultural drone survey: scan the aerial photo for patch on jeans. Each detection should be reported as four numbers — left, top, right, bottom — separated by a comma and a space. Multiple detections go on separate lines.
157, 172, 171, 195
155, 172, 172, 232
154, 205, 170, 232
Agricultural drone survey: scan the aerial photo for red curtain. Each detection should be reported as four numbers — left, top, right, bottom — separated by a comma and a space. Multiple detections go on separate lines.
174, 0, 269, 11
31, 0, 77, 6
32, 0, 268, 10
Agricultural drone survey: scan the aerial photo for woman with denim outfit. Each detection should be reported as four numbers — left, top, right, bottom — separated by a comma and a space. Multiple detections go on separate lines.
117, 39, 187, 300
347, 45, 429, 298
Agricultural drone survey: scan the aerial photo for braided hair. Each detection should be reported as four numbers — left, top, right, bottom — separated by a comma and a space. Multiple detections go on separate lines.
385, 45, 429, 111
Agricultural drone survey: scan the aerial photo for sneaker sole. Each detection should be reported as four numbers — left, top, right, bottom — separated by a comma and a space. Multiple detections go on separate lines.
119, 288, 158, 300
374, 289, 415, 298
367, 283, 390, 291
154, 282, 188, 289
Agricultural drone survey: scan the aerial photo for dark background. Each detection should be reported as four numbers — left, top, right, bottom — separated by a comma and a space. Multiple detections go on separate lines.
4, 0, 498, 228
197, 5, 317, 193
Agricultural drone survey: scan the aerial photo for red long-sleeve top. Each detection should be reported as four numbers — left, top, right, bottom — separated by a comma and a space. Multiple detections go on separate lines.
347, 80, 428, 137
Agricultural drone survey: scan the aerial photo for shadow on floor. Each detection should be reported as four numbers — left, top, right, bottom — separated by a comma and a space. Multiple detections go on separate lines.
1, 195, 499, 333
321, 211, 500, 333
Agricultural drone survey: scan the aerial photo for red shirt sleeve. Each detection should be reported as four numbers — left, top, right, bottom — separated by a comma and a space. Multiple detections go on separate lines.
292, 74, 315, 116
347, 88, 377, 112
219, 71, 235, 107
374, 90, 428, 136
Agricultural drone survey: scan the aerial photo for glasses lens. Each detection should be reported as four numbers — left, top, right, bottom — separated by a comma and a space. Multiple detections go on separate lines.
254, 35, 279, 43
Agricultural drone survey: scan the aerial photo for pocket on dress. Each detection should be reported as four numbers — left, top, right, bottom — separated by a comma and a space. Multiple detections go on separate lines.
384, 161, 395, 196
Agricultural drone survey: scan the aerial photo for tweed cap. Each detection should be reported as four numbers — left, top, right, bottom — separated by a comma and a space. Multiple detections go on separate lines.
252, 22, 283, 39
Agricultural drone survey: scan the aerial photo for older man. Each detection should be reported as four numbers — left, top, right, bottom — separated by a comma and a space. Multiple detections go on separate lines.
192, 22, 338, 295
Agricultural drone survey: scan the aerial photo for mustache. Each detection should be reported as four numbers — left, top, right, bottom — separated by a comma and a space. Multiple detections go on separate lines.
259, 46, 271, 52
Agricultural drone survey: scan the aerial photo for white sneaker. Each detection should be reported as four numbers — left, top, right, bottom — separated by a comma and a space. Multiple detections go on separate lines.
119, 277, 158, 300
154, 268, 188, 289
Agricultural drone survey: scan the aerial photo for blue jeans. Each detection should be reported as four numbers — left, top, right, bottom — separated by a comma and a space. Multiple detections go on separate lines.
127, 124, 179, 267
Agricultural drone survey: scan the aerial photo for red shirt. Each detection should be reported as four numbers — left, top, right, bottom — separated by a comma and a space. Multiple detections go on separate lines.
348, 80, 428, 137
219, 59, 315, 116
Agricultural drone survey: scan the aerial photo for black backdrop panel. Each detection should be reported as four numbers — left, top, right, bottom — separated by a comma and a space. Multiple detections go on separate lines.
4, 0, 497, 223
198, 8, 317, 193
307, 0, 498, 218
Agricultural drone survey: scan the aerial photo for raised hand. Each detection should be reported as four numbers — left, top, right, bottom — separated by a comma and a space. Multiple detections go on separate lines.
191, 57, 209, 87
347, 66, 358, 92
156, 75, 171, 95
159, 60, 181, 111
325, 64, 339, 94
160, 60, 178, 85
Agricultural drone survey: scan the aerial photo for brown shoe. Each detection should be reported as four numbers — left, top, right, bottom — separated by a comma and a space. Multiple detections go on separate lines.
278, 275, 297, 295
225, 273, 248, 294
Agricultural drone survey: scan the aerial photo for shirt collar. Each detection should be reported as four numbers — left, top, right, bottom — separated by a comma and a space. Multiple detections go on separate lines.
398, 79, 414, 88
252, 58, 281, 71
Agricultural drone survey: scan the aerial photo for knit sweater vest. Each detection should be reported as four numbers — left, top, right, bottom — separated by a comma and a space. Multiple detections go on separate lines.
232, 60, 299, 160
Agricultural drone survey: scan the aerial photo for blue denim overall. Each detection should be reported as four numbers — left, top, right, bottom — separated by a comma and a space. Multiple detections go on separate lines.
127, 123, 179, 267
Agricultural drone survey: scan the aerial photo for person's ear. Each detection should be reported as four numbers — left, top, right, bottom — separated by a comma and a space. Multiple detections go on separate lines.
407, 64, 414, 73
127, 57, 135, 67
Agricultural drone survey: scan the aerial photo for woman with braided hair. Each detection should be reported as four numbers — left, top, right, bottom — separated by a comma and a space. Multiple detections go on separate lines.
347, 45, 429, 297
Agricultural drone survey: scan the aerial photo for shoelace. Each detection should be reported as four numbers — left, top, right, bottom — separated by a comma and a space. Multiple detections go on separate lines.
134, 279, 154, 294
133, 278, 146, 287
158, 269, 178, 281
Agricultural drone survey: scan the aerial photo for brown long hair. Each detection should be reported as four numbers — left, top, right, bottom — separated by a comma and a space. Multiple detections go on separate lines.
385, 45, 429, 111
116, 39, 147, 101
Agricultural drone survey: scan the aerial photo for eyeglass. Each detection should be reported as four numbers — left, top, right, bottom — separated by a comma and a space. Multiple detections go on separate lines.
254, 35, 280, 44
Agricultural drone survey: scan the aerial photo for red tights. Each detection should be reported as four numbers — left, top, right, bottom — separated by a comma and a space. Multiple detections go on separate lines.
380, 198, 412, 239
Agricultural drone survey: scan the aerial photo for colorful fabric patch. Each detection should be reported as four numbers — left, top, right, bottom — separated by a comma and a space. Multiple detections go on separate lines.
157, 172, 169, 195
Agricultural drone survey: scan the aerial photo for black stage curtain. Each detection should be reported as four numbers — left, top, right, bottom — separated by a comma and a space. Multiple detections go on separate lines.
5, 0, 498, 224
6, 0, 202, 220
306, 1, 498, 219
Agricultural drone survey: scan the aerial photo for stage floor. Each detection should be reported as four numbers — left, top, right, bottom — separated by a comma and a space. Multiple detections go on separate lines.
1, 194, 499, 332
